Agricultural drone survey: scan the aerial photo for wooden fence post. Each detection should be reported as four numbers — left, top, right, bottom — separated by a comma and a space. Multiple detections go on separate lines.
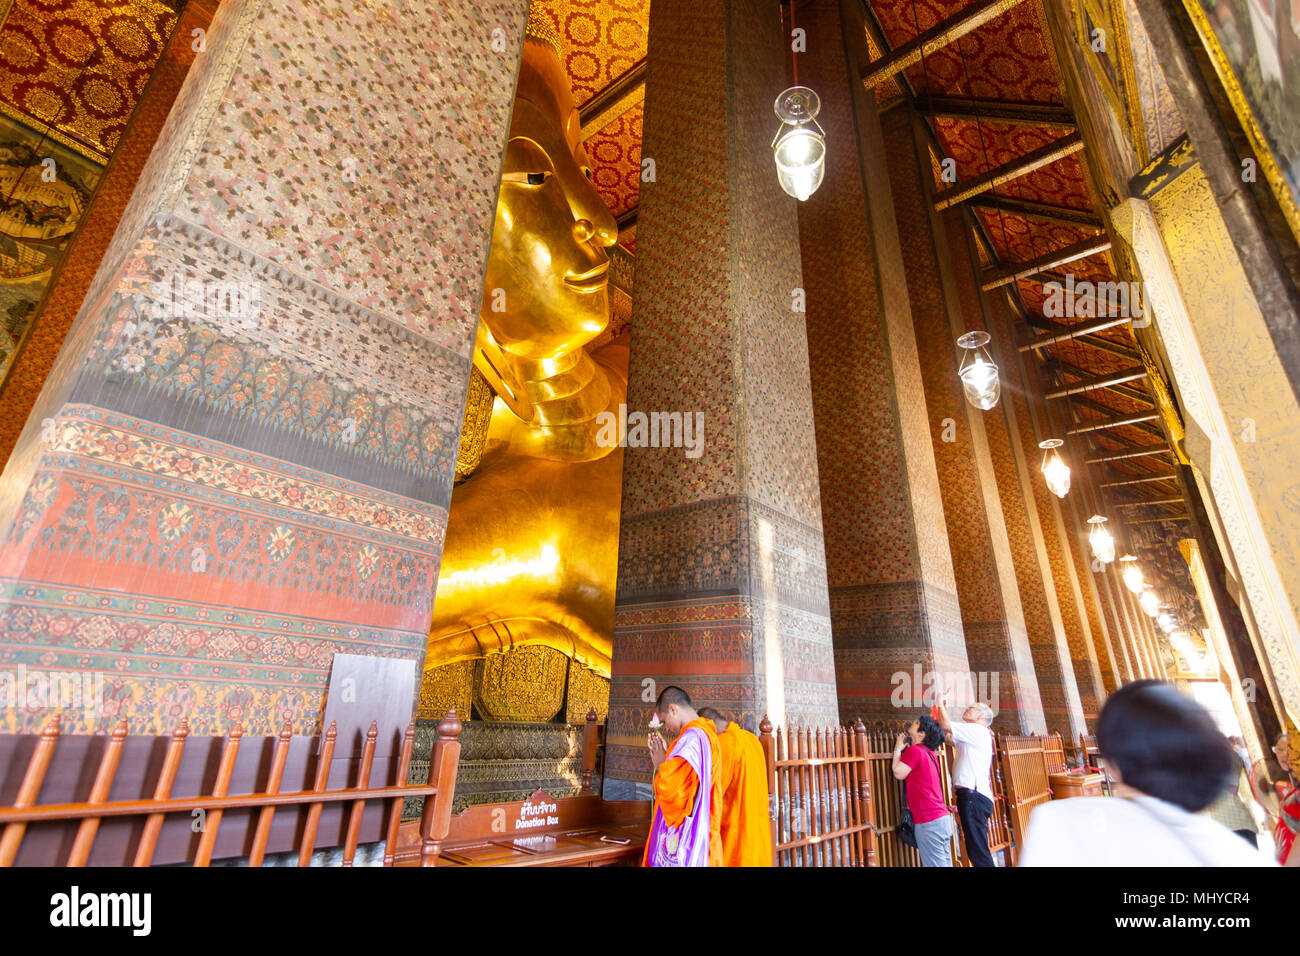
759, 715, 777, 867
853, 719, 878, 867
581, 708, 598, 793
383, 721, 417, 866
248, 721, 293, 867
67, 719, 129, 866
194, 723, 243, 867
420, 708, 463, 867
134, 718, 189, 867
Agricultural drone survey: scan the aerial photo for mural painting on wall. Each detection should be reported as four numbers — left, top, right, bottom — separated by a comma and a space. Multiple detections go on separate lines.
1187, 0, 1300, 239
0, 115, 102, 386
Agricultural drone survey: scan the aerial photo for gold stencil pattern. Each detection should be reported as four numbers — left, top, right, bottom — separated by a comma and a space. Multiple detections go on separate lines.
564, 657, 609, 723
473, 644, 568, 722
418, 658, 474, 721
0, 0, 179, 163
453, 366, 495, 482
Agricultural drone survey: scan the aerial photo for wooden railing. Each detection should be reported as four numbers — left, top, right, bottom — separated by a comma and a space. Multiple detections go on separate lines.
996, 734, 1054, 865
1079, 733, 1101, 769
0, 709, 464, 867
1042, 733, 1067, 774
759, 717, 878, 867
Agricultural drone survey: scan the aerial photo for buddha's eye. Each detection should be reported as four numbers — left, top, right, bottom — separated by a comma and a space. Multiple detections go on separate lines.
527, 171, 550, 185
583, 166, 593, 180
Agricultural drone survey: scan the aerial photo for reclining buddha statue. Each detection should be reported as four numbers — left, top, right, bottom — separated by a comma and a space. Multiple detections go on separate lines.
423, 15, 626, 714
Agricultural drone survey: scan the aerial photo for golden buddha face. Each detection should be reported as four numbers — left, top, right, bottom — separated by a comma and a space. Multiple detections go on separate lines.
481, 42, 618, 364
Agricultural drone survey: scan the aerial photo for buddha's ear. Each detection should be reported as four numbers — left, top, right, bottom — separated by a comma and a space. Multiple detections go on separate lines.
471, 322, 534, 423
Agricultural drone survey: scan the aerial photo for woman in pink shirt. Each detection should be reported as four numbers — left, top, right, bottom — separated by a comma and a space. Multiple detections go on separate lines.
893, 715, 953, 867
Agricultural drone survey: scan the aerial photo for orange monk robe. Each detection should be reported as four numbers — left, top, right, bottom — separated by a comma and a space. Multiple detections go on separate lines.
642, 717, 724, 866
716, 722, 773, 866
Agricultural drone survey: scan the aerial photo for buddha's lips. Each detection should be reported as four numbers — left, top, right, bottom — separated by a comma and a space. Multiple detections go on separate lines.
565, 263, 608, 292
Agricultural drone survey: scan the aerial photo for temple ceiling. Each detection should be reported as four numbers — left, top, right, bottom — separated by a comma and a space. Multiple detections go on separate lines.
0, 0, 181, 164
531, 0, 648, 248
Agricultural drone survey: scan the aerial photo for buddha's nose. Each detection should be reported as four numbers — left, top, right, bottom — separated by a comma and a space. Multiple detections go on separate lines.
573, 218, 595, 243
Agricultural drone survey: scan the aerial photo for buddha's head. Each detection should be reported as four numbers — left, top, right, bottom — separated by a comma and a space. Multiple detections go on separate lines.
480, 21, 618, 365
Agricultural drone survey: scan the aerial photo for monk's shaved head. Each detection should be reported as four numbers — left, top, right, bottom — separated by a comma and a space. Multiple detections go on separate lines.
697, 706, 729, 733
656, 685, 696, 736
656, 685, 692, 710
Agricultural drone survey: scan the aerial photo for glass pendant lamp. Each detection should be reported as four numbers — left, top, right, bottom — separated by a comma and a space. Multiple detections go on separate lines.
1038, 439, 1070, 498
1120, 554, 1144, 594
1139, 588, 1160, 617
1087, 514, 1115, 565
956, 331, 1000, 410
772, 87, 825, 201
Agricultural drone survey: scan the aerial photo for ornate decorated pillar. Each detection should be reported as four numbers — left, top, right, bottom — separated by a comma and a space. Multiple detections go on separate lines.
0, 0, 530, 732
1013, 340, 1107, 724
792, 0, 970, 727
603, 0, 839, 798
866, 105, 1047, 733
983, 299, 1089, 739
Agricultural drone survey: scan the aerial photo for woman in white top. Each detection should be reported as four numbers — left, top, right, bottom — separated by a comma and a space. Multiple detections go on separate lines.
1020, 681, 1274, 867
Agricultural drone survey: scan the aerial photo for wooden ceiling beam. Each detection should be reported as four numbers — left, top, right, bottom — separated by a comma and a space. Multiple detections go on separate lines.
970, 194, 1101, 227
922, 97, 1076, 128
934, 132, 1084, 211
862, 0, 1031, 88
1046, 365, 1148, 398
1101, 471, 1179, 488
1066, 411, 1162, 435
579, 59, 647, 139
981, 235, 1112, 291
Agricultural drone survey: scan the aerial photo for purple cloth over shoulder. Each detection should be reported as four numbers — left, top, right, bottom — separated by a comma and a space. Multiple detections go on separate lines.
646, 726, 712, 867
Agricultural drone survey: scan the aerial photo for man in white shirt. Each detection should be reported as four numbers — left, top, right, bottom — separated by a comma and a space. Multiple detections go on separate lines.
936, 701, 996, 867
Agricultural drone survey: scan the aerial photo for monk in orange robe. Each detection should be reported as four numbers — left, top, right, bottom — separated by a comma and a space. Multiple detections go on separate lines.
643, 686, 723, 866
699, 707, 773, 866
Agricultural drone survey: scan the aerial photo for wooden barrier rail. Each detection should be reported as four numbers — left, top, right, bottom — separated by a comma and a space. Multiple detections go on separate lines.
0, 709, 464, 867
759, 718, 878, 867
1043, 733, 1067, 774
996, 734, 1054, 865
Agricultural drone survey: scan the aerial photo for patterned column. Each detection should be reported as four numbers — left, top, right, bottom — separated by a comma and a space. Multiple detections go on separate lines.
0, 0, 218, 463
983, 299, 1088, 738
1013, 341, 1107, 724
789, 0, 969, 728
603, 0, 839, 798
0, 0, 529, 732
865, 106, 1045, 733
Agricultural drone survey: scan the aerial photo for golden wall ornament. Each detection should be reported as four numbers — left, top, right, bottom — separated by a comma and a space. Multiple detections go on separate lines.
473, 644, 568, 722
426, 26, 626, 680
564, 658, 610, 724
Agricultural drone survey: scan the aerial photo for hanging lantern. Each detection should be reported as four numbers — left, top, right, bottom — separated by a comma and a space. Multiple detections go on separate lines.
1087, 514, 1115, 565
1157, 610, 1177, 634
772, 87, 826, 201
1139, 588, 1160, 617
1120, 554, 1144, 595
956, 331, 1001, 410
1038, 439, 1071, 498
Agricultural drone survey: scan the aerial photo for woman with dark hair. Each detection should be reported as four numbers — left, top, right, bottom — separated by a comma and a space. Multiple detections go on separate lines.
892, 715, 952, 867
1021, 681, 1273, 866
